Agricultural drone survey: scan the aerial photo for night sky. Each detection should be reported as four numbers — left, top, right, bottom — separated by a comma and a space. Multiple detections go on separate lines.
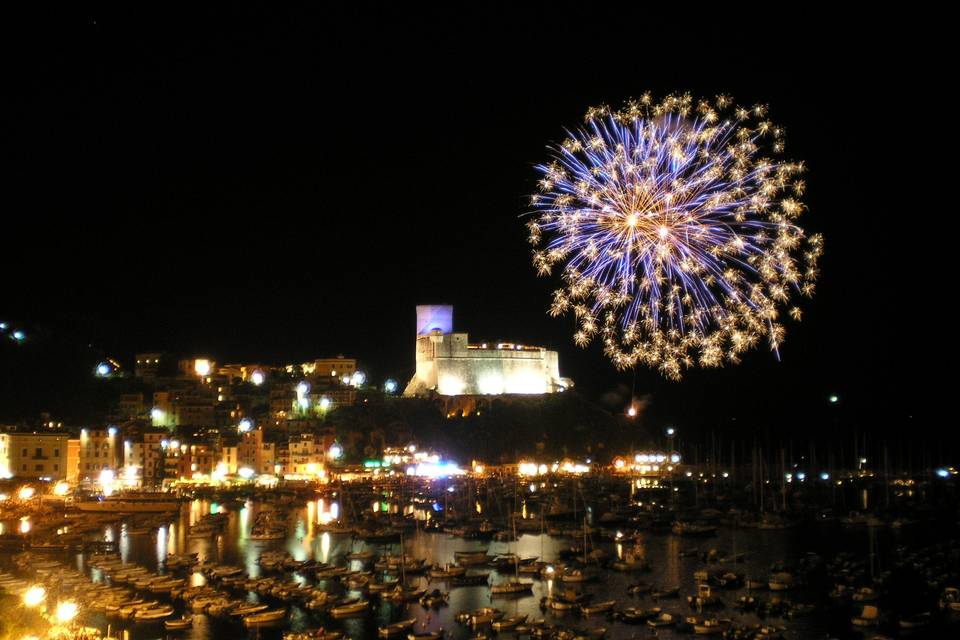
1, 9, 942, 445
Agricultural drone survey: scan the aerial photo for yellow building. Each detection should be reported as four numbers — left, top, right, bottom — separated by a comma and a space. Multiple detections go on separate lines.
0, 432, 72, 480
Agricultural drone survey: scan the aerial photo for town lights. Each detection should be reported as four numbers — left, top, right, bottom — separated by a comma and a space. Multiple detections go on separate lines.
99, 469, 116, 496
53, 481, 70, 497
11, 329, 25, 342
151, 407, 165, 424
328, 443, 343, 460
829, 394, 839, 403
937, 468, 951, 478
250, 370, 265, 385
350, 371, 366, 387
820, 472, 830, 481
627, 406, 637, 417
238, 418, 252, 433
23, 585, 46, 607
666, 427, 675, 436
319, 397, 331, 411
18, 486, 35, 500
238, 467, 255, 480
56, 600, 78, 623
96, 362, 112, 376
384, 379, 398, 394
194, 359, 211, 376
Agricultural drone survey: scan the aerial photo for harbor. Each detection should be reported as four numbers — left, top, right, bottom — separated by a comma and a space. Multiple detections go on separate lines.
2, 469, 959, 639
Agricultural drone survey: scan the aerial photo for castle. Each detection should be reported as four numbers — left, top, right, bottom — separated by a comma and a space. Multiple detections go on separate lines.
403, 305, 572, 398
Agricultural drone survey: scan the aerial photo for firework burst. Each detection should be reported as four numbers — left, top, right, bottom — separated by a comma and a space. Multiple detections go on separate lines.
528, 92, 822, 380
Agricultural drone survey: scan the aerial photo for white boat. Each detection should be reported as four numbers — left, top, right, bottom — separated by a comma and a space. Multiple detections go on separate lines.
330, 600, 370, 617
134, 605, 175, 621
243, 608, 287, 627
164, 616, 193, 630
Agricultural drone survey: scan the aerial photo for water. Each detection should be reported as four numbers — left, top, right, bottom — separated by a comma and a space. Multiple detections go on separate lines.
8, 499, 954, 639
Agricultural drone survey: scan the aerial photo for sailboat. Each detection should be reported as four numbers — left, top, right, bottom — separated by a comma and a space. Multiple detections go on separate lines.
491, 512, 533, 595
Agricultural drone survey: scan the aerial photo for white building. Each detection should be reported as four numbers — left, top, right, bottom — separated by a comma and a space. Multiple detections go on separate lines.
404, 305, 572, 397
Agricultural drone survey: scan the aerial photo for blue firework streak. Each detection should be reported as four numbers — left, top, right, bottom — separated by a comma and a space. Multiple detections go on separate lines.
528, 93, 822, 379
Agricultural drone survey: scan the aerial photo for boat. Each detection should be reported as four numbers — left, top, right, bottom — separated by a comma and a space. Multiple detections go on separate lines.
164, 616, 193, 630
580, 600, 616, 615
76, 495, 181, 513
133, 605, 175, 621
491, 580, 533, 596
671, 522, 717, 536
618, 608, 660, 624
469, 607, 504, 626
492, 614, 527, 631
330, 600, 370, 617
693, 618, 729, 635
231, 603, 270, 617
408, 631, 444, 640
379, 619, 416, 637
244, 608, 287, 627
646, 612, 676, 627
851, 605, 880, 627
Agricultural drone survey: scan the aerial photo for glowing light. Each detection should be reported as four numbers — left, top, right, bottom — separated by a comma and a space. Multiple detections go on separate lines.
820, 472, 830, 480
18, 486, 35, 500
96, 362, 111, 376
11, 330, 25, 342
150, 407, 165, 423
797, 472, 806, 481
529, 93, 820, 379
829, 394, 839, 403
238, 467, 255, 480
406, 461, 464, 478
319, 397, 331, 411
350, 371, 366, 386
666, 427, 675, 436
250, 370, 265, 385
108, 426, 117, 436
328, 443, 343, 459
936, 468, 950, 478
670, 453, 681, 463
23, 585, 46, 607
53, 481, 70, 497
238, 418, 252, 432
56, 600, 78, 623
0, 321, 6, 330
384, 379, 398, 394
19, 517, 31, 533
296, 381, 310, 396
100, 469, 116, 496
194, 359, 211, 376
627, 406, 637, 417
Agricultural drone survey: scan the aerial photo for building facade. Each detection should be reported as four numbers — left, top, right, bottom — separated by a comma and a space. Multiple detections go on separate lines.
0, 432, 72, 480
404, 305, 572, 397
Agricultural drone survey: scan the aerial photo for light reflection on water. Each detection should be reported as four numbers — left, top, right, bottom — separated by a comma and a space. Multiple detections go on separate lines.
43, 498, 930, 640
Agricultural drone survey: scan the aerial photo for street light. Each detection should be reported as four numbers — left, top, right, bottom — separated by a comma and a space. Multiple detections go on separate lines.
23, 585, 46, 607
56, 601, 78, 623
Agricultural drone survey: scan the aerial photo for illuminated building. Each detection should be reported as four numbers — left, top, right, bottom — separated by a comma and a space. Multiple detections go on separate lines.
134, 352, 166, 381
404, 305, 572, 397
0, 431, 72, 480
238, 429, 276, 475
122, 429, 167, 487
78, 428, 122, 482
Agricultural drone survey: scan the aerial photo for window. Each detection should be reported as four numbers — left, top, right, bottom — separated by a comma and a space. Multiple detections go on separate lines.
22, 448, 27, 456
35, 448, 43, 458
22, 464, 27, 471
54, 464, 59, 471
53, 449, 59, 457
35, 464, 43, 471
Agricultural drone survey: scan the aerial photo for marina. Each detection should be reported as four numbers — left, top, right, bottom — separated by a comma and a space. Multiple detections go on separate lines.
2, 475, 959, 639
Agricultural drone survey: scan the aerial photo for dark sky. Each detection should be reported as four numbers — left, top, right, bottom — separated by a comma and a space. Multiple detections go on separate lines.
0, 8, 945, 445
